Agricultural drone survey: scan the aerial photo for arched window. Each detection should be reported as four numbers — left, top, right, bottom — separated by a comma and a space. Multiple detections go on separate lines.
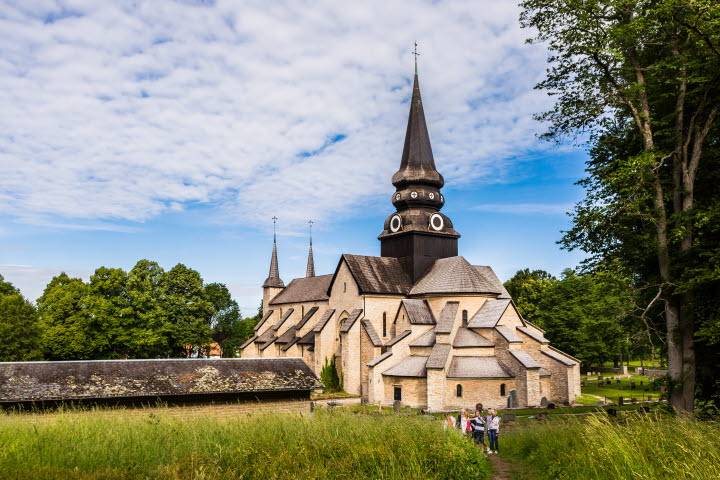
382, 312, 387, 337
462, 310, 468, 327
500, 384, 506, 396
456, 384, 463, 397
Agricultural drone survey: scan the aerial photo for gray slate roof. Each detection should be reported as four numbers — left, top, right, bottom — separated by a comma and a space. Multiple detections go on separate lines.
517, 326, 549, 344
453, 327, 494, 347
541, 349, 576, 366
255, 328, 276, 346
509, 350, 541, 369
367, 351, 393, 367
269, 275, 332, 305
272, 308, 295, 331
467, 299, 512, 328
426, 343, 452, 369
435, 301, 459, 334
275, 327, 297, 344
340, 255, 413, 295
494, 325, 523, 343
382, 356, 428, 377
447, 357, 514, 379
240, 335, 257, 349
253, 310, 274, 331
474, 266, 511, 299
410, 256, 505, 296
385, 329, 412, 347
297, 330, 316, 345
401, 299, 436, 325
0, 358, 323, 403
361, 320, 383, 347
339, 309, 364, 333
295, 306, 319, 329
312, 309, 335, 333
409, 329, 436, 347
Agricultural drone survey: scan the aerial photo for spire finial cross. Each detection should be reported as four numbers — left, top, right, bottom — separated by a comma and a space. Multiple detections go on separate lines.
308, 220, 313, 244
272, 216, 278, 239
412, 41, 419, 74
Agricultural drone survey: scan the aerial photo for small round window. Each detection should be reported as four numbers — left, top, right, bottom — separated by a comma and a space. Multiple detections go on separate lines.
390, 215, 402, 233
429, 213, 444, 231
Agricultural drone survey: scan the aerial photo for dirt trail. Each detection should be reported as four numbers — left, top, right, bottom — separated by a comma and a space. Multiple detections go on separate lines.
487, 453, 537, 480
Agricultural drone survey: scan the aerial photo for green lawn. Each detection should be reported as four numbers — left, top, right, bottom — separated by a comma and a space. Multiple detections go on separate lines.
0, 407, 491, 480
581, 374, 659, 404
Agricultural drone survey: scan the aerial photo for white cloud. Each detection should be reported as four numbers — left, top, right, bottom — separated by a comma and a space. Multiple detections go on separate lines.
0, 0, 555, 231
0, 264, 92, 302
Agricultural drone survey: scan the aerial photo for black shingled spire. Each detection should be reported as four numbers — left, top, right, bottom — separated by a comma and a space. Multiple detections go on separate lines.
263, 219, 284, 288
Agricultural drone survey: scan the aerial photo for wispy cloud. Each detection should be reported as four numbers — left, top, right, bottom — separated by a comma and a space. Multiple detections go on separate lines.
1, 0, 555, 231
0, 264, 93, 302
471, 203, 573, 215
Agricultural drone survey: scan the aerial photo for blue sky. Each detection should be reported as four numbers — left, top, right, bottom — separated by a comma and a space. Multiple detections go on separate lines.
0, 0, 587, 313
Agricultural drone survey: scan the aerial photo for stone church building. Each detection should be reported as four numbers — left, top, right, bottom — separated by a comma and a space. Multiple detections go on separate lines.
240, 70, 581, 411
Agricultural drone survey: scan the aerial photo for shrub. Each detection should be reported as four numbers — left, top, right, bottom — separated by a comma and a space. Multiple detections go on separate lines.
320, 356, 342, 393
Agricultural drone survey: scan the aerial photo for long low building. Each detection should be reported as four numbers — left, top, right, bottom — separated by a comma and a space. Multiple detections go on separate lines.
0, 357, 322, 410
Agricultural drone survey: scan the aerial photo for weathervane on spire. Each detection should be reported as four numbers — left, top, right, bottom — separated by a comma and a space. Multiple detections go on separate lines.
272, 216, 278, 239
308, 220, 313, 244
412, 41, 420, 74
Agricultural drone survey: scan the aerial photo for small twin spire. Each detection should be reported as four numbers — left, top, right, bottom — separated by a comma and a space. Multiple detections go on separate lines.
306, 220, 315, 278
263, 218, 315, 287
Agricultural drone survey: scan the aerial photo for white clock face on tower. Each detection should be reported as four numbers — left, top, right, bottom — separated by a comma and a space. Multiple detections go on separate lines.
429, 192, 435, 200
390, 215, 402, 233
429, 213, 444, 231
410, 191, 418, 199
395, 193, 401, 201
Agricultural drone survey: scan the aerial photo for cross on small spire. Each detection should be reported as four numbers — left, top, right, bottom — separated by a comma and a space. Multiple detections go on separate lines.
412, 41, 419, 74
272, 216, 278, 238
308, 220, 314, 243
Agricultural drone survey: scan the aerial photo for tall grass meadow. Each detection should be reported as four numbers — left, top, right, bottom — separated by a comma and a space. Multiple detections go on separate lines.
0, 406, 490, 480
503, 413, 720, 480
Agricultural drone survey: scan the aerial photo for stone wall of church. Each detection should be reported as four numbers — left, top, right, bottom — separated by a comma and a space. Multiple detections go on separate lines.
444, 379, 509, 411
383, 376, 427, 408
426, 369, 445, 411
360, 324, 381, 399
533, 349, 572, 404
492, 334, 529, 407
364, 296, 403, 344
341, 320, 362, 395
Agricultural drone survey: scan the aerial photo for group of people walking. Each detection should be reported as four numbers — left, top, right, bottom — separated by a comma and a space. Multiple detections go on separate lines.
445, 403, 500, 454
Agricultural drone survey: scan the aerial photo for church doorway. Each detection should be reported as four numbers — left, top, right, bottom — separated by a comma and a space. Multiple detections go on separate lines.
394, 386, 402, 402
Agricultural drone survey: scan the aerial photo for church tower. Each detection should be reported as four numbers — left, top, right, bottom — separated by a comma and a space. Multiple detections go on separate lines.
378, 67, 460, 282
306, 221, 315, 278
262, 219, 284, 312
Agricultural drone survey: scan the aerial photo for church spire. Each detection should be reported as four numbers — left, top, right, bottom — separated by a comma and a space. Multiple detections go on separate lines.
391, 55, 444, 192
305, 220, 315, 278
263, 217, 284, 288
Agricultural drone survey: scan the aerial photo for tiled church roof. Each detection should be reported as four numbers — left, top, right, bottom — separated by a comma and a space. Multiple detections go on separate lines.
435, 301, 459, 334
401, 299, 436, 325
382, 356, 428, 377
361, 320, 383, 347
517, 326, 549, 344
426, 343, 452, 369
270, 275, 332, 305
253, 310, 274, 331
311, 309, 335, 332
294, 306, 320, 329
509, 350, 541, 369
339, 309, 364, 333
452, 327, 494, 348
339, 255, 413, 295
467, 299, 512, 328
541, 349, 576, 366
410, 256, 504, 296
385, 329, 412, 347
410, 330, 436, 347
494, 325, 523, 343
447, 357, 513, 379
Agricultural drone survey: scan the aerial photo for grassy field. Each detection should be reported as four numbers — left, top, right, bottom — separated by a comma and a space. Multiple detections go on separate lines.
502, 414, 720, 480
582, 375, 659, 404
0, 407, 490, 480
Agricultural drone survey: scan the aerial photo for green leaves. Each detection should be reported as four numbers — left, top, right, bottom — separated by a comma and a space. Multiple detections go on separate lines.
0, 274, 42, 362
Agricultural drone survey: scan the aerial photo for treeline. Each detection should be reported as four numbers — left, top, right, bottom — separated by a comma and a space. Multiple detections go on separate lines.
504, 269, 643, 368
0, 260, 261, 362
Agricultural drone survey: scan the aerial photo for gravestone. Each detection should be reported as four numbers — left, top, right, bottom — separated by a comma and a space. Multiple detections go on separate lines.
631, 398, 638, 404
507, 389, 518, 408
660, 386, 667, 395
640, 381, 644, 386
405, 406, 411, 413
502, 413, 516, 423
619, 387, 625, 391
616, 379, 621, 384
607, 408, 617, 417
547, 403, 556, 410
618, 397, 624, 406
361, 397, 367, 410
598, 375, 603, 380
598, 382, 604, 387
581, 382, 585, 387
310, 401, 315, 412
540, 396, 548, 407
647, 395, 653, 402
393, 400, 401, 413
606, 379, 612, 385
596, 401, 605, 407
630, 379, 636, 390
